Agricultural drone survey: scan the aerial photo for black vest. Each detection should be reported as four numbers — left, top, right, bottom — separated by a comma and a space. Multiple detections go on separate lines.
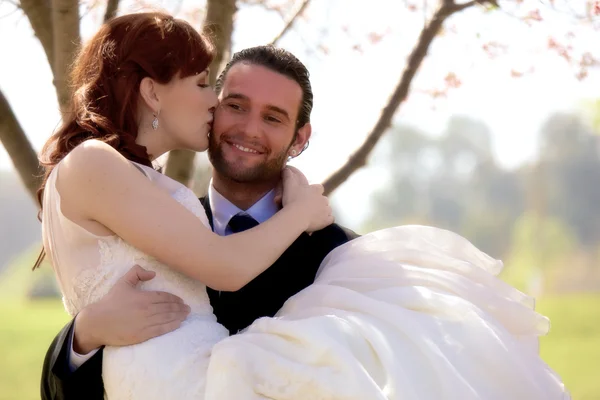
199, 196, 357, 334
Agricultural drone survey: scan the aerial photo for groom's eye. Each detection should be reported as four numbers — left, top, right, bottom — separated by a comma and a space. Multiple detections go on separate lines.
265, 115, 281, 124
228, 103, 243, 111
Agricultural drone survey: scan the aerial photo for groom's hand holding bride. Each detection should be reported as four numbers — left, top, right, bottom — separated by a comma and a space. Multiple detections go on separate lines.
73, 265, 191, 354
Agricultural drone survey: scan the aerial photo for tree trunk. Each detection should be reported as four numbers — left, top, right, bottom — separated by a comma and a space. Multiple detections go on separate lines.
20, 0, 54, 72
164, 0, 238, 186
321, 0, 478, 195
104, 0, 120, 22
0, 88, 42, 200
0, 0, 83, 203
52, 0, 81, 115
205, 0, 237, 85
1, 0, 56, 202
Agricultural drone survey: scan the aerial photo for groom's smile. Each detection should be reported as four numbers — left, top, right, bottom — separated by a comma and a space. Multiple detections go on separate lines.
230, 143, 261, 154
223, 137, 266, 156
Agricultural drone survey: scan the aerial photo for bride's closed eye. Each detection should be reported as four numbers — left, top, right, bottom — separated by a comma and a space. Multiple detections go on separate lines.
196, 70, 210, 88
197, 77, 210, 89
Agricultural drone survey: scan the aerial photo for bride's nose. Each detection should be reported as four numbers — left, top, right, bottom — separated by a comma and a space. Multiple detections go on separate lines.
208, 90, 218, 108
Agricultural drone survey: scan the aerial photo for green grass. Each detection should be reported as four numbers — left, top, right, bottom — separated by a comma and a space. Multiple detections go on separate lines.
0, 299, 69, 400
538, 294, 600, 400
0, 245, 56, 300
0, 295, 598, 400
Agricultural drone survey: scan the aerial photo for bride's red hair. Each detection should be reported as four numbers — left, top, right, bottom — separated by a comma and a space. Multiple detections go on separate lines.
34, 12, 213, 268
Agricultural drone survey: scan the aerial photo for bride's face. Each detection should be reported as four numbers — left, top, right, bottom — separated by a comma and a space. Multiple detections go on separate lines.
156, 70, 218, 152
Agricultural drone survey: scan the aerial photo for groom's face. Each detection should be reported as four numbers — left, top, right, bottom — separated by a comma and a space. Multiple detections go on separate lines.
209, 63, 307, 183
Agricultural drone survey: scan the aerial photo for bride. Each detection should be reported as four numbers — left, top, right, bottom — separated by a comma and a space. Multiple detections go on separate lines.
39, 11, 568, 400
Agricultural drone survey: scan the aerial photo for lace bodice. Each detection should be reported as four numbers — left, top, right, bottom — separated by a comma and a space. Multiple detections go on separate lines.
42, 161, 214, 318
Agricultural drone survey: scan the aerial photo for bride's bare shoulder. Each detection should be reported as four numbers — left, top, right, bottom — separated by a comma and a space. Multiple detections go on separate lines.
60, 139, 138, 179
62, 139, 125, 168
57, 139, 143, 197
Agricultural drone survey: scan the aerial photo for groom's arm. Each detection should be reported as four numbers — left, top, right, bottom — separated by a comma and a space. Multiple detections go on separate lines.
41, 265, 190, 400
41, 318, 105, 400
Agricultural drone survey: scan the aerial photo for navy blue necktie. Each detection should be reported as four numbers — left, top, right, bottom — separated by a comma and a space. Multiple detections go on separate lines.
228, 213, 259, 233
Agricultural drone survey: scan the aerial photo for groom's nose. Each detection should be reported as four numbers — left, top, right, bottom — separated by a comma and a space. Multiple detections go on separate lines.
239, 113, 262, 139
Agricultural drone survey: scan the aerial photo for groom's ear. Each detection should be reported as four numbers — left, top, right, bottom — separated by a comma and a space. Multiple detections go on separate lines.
290, 122, 312, 157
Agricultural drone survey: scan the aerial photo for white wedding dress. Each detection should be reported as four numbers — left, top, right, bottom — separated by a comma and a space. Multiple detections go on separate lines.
42, 160, 569, 400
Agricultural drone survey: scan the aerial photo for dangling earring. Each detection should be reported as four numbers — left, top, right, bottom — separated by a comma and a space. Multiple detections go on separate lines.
290, 149, 298, 157
152, 110, 160, 130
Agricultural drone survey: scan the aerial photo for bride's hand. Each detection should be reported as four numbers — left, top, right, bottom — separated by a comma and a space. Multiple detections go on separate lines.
282, 166, 334, 232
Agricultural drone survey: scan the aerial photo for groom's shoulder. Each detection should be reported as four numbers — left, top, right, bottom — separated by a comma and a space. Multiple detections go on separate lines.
312, 223, 360, 245
307, 223, 358, 260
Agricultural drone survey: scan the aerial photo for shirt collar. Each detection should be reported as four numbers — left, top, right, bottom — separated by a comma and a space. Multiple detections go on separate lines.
208, 180, 279, 236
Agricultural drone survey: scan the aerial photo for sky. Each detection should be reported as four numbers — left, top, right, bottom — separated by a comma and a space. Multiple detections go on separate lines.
1, 0, 598, 227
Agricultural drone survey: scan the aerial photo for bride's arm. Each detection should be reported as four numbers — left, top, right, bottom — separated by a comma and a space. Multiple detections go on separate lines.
56, 140, 331, 291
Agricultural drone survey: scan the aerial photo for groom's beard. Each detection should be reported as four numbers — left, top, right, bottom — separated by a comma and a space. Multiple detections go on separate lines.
208, 132, 290, 183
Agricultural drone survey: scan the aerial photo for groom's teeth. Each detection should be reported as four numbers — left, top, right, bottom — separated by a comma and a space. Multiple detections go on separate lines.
233, 144, 259, 154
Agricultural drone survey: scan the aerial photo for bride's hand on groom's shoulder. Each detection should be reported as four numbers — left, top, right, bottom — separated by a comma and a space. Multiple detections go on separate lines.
73, 265, 191, 354
274, 166, 308, 206
281, 166, 334, 233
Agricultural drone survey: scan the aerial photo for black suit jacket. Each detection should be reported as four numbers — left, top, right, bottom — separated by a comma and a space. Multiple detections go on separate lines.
41, 196, 358, 400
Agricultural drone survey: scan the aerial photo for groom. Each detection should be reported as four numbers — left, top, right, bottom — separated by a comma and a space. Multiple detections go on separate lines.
41, 45, 358, 400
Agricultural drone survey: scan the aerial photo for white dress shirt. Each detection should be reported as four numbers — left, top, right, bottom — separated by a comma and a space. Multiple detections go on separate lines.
208, 182, 279, 236
68, 181, 279, 371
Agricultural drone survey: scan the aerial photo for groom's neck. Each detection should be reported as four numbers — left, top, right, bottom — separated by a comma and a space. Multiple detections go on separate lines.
212, 173, 279, 211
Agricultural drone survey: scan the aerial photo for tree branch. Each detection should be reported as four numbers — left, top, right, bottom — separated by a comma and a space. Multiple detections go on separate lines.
0, 1, 21, 19
321, 0, 478, 195
104, 0, 119, 22
0, 87, 42, 201
269, 0, 311, 46
164, 0, 238, 186
453, 1, 478, 12
19, 0, 54, 71
52, 0, 81, 115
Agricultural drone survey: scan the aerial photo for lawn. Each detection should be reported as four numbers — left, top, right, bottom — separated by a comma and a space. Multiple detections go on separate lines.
537, 294, 600, 400
0, 299, 69, 400
0, 295, 598, 399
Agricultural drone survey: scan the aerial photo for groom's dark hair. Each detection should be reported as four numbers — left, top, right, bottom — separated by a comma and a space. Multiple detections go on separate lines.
215, 45, 313, 131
